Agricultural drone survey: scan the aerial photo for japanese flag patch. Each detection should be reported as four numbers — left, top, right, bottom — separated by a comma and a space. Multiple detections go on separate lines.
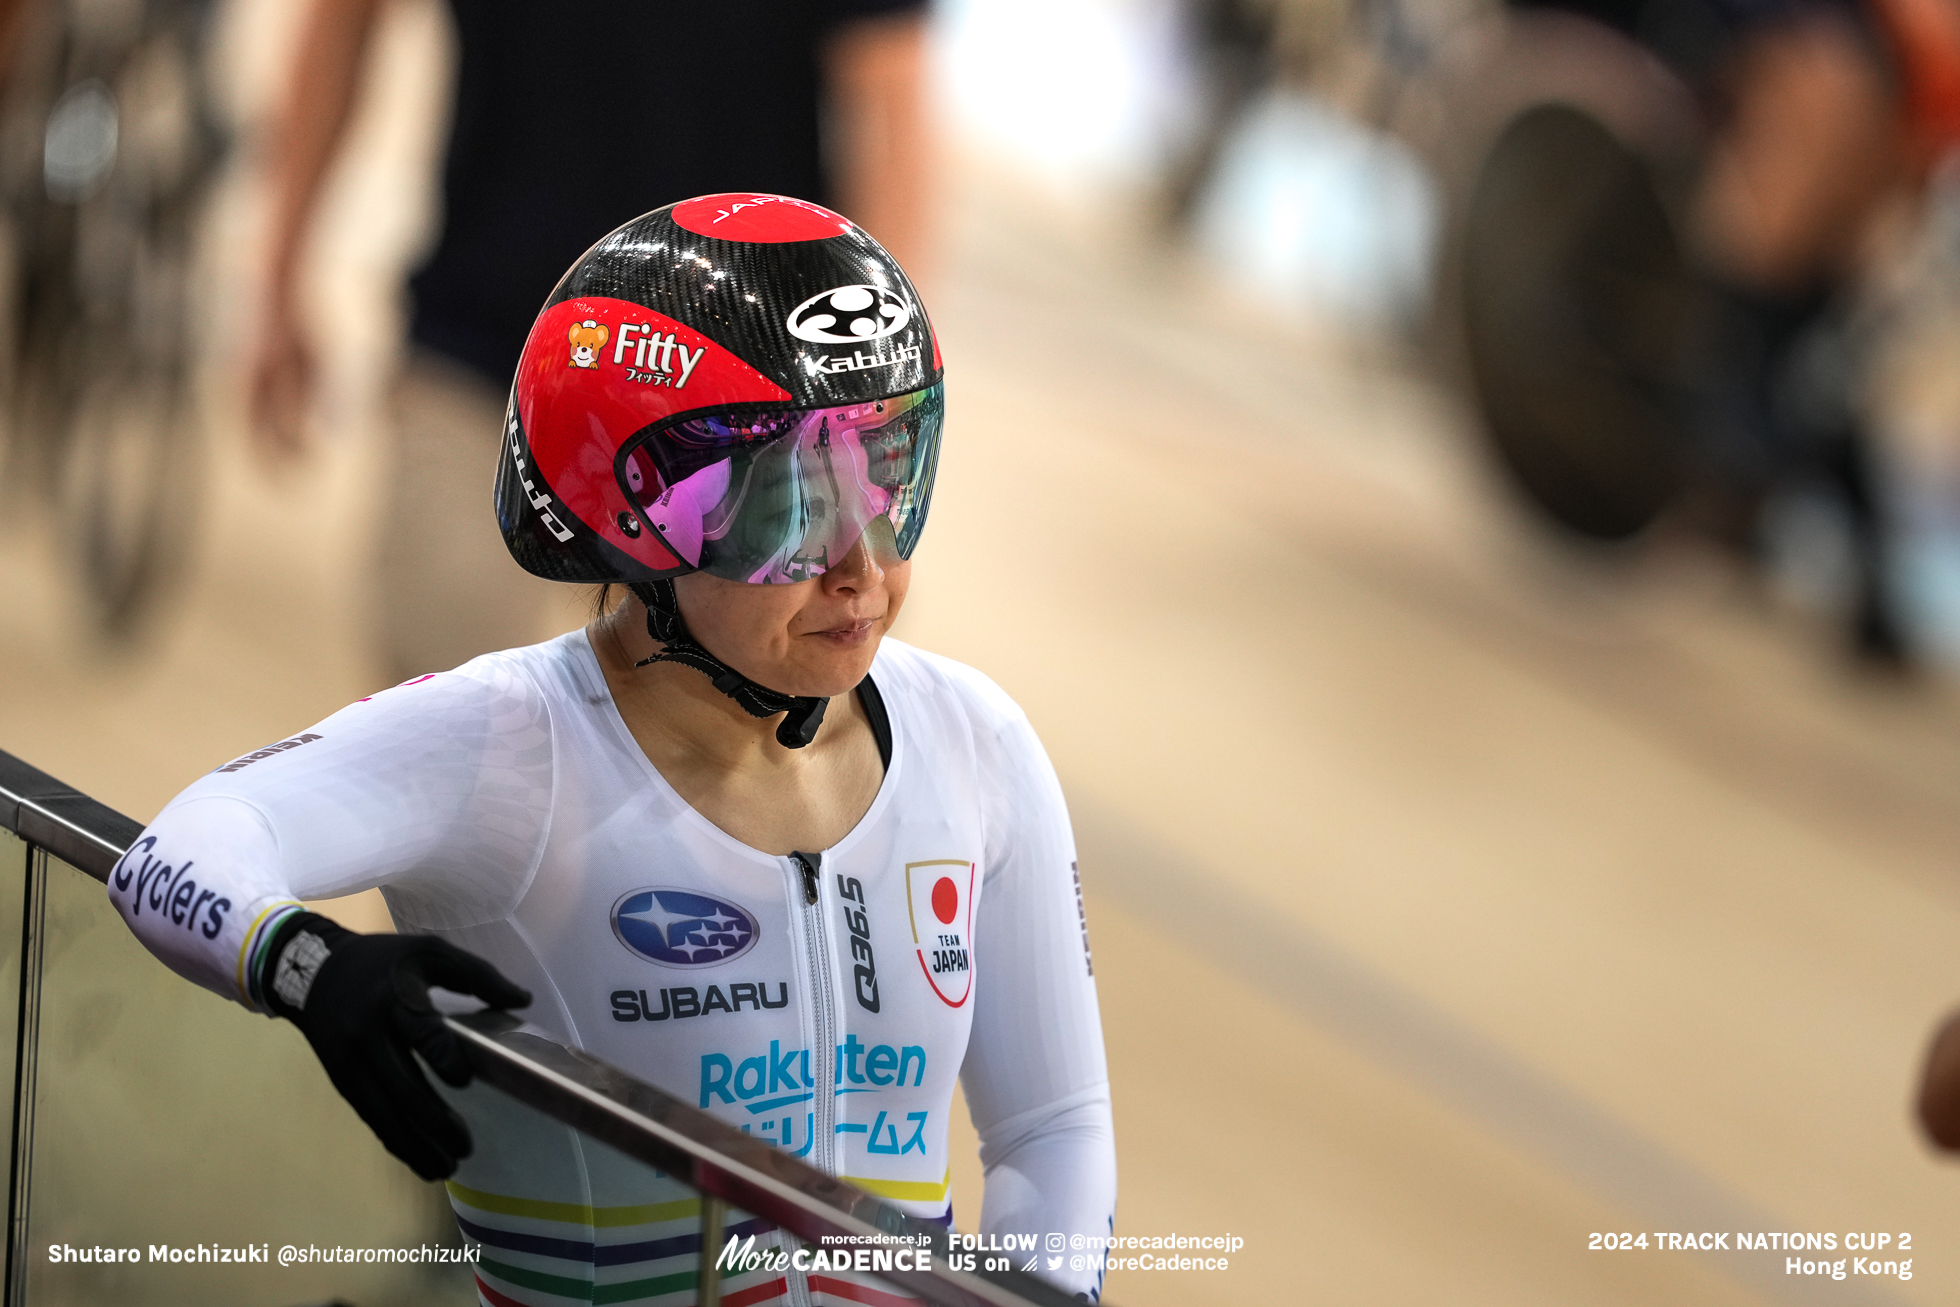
906, 860, 974, 1007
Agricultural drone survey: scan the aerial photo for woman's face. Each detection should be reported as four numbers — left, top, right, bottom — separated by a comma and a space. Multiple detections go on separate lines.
672, 528, 911, 700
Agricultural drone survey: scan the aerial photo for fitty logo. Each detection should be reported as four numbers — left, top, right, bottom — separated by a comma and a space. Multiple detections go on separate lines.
608, 321, 706, 389
612, 888, 758, 967
786, 285, 910, 345
567, 319, 608, 368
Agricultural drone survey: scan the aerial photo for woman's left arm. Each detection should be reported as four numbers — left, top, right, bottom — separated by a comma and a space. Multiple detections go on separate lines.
960, 697, 1117, 1302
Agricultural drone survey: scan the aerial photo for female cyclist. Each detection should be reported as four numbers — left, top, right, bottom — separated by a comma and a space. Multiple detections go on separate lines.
106, 194, 1115, 1305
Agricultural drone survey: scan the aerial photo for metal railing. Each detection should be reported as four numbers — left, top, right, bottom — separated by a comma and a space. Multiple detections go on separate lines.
0, 748, 1088, 1307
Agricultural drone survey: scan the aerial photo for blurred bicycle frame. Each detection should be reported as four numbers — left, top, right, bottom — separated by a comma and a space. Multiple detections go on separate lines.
0, 0, 223, 637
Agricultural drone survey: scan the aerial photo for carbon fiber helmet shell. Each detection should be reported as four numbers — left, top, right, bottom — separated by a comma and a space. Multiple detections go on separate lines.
495, 194, 943, 584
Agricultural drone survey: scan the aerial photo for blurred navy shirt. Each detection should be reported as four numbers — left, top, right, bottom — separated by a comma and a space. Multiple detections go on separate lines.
409, 0, 924, 385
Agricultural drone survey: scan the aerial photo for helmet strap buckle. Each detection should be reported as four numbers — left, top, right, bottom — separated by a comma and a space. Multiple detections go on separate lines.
627, 580, 830, 749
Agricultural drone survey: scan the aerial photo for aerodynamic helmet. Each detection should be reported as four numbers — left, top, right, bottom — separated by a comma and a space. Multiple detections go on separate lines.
495, 193, 944, 587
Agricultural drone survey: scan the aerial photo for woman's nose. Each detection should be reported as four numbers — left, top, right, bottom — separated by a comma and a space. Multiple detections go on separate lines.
821, 532, 885, 594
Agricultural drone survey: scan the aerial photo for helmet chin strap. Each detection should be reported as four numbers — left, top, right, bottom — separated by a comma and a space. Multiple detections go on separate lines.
626, 580, 829, 749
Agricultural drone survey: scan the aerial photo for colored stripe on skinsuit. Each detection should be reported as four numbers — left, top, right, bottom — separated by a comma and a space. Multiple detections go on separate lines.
474, 1273, 534, 1307
722, 1278, 792, 1307
447, 1179, 702, 1228
809, 1274, 927, 1307
839, 1168, 950, 1205
475, 1269, 794, 1307
480, 1255, 698, 1303
457, 1212, 774, 1266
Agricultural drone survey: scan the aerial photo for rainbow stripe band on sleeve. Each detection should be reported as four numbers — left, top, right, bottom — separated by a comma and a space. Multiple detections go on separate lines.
236, 901, 306, 1009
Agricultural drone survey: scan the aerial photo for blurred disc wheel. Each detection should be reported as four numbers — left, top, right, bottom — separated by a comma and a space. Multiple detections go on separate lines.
56, 346, 196, 637
1461, 103, 1699, 541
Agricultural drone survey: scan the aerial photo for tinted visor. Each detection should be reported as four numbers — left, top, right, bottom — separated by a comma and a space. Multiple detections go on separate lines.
616, 382, 943, 584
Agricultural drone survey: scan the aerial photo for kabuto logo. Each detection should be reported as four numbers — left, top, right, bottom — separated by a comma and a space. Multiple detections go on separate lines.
612, 888, 759, 967
786, 284, 911, 345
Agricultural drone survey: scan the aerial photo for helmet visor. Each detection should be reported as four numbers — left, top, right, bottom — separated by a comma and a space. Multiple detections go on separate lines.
616, 382, 943, 584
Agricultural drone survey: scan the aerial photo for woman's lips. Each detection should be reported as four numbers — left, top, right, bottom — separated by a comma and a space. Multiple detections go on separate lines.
810, 618, 877, 646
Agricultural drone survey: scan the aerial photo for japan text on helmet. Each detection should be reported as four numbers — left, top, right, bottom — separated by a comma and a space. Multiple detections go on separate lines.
495, 193, 944, 588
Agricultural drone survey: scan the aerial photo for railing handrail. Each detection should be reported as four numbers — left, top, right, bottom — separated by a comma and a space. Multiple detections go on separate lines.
0, 748, 1088, 1307
0, 752, 143, 884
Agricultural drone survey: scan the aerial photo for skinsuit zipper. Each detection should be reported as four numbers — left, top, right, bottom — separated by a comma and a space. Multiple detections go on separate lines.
784, 849, 832, 1307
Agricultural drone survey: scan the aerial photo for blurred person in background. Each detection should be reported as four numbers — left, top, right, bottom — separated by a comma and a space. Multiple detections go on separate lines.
1917, 1009, 1960, 1149
1161, 0, 1348, 226
249, 0, 931, 682
1483, 0, 1960, 658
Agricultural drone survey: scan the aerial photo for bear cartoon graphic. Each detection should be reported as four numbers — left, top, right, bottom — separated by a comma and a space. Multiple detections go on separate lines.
567, 319, 609, 368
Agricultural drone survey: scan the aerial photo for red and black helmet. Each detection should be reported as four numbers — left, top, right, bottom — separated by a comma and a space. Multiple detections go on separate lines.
495, 193, 944, 586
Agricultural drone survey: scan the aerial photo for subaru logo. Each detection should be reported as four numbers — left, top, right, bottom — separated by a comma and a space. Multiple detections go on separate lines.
785, 284, 911, 345
612, 888, 759, 967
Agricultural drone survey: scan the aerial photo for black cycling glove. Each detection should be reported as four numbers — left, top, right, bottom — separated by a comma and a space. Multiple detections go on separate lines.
261, 911, 532, 1180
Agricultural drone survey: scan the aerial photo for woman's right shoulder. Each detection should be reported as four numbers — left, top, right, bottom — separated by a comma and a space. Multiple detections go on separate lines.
364, 632, 589, 727
167, 634, 591, 808
360, 629, 608, 722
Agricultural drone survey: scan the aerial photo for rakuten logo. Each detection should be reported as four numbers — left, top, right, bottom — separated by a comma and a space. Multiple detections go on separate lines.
700, 1036, 926, 1111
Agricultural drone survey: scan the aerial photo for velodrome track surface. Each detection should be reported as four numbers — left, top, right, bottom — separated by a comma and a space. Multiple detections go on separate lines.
2, 19, 1959, 1299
